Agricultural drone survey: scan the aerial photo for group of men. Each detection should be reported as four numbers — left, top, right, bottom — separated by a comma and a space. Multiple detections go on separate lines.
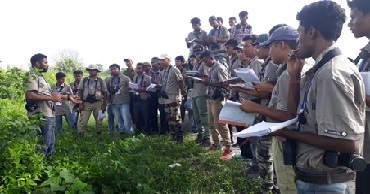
25, 0, 370, 193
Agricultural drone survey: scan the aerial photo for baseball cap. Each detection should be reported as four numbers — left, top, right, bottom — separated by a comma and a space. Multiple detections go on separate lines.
225, 39, 238, 47
159, 54, 172, 60
143, 62, 151, 67
253, 34, 269, 46
259, 26, 298, 47
233, 42, 244, 50
86, 64, 101, 72
124, 58, 133, 63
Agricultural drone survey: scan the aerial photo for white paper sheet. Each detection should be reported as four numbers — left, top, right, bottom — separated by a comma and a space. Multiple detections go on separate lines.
98, 110, 106, 121
191, 77, 203, 81
233, 117, 298, 138
129, 82, 138, 92
229, 84, 254, 90
360, 72, 370, 95
234, 68, 260, 83
146, 84, 157, 92
218, 100, 256, 126
186, 71, 197, 76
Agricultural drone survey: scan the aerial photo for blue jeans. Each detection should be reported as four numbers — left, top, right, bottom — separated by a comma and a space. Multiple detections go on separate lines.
112, 103, 133, 133
296, 179, 349, 194
107, 104, 118, 133
38, 117, 55, 155
71, 109, 79, 129
55, 114, 75, 133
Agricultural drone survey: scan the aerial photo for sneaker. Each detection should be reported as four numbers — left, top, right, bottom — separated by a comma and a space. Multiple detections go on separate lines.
241, 165, 259, 178
205, 144, 223, 152
195, 134, 203, 144
200, 138, 211, 147
220, 149, 234, 160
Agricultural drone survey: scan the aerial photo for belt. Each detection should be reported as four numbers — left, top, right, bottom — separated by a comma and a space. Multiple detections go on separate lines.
294, 168, 355, 184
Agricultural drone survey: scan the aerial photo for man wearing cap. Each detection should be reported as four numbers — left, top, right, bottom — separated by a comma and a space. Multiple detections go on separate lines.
157, 54, 186, 142
175, 56, 189, 123
78, 64, 107, 135
240, 26, 306, 194
132, 63, 152, 135
228, 17, 237, 33
188, 45, 211, 146
347, 1, 370, 193
225, 39, 239, 74
70, 70, 84, 129
157, 59, 169, 135
105, 70, 117, 134
186, 17, 208, 57
199, 50, 233, 159
207, 16, 229, 64
230, 11, 253, 44
26, 53, 79, 155
106, 64, 133, 135
124, 58, 136, 126
144, 61, 160, 133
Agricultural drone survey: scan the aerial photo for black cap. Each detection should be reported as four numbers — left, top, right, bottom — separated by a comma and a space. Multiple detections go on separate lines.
193, 44, 205, 54
242, 34, 258, 42
200, 50, 214, 59
191, 17, 201, 24
225, 39, 238, 47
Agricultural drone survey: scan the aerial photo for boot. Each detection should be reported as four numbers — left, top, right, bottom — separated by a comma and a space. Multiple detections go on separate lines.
200, 138, 211, 147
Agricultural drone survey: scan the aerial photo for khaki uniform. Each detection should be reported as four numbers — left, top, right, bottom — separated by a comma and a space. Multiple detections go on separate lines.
207, 62, 232, 149
131, 74, 152, 134
162, 66, 184, 141
106, 75, 132, 104
51, 83, 73, 116
187, 29, 208, 56
78, 77, 107, 133
123, 68, 136, 80
189, 61, 211, 139
208, 26, 229, 57
360, 42, 370, 162
157, 70, 169, 135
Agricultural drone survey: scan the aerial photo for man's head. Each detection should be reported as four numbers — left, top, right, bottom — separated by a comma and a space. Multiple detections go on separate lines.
209, 16, 219, 28
135, 62, 144, 75
242, 34, 258, 58
239, 11, 249, 25
159, 54, 172, 68
259, 26, 299, 64
56, 72, 66, 85
191, 17, 201, 31
296, 1, 346, 59
30, 53, 48, 72
124, 58, 133, 69
175, 56, 186, 69
200, 50, 215, 67
225, 39, 238, 56
229, 17, 237, 27
109, 64, 120, 76
193, 44, 206, 60
143, 62, 151, 73
86, 64, 101, 77
73, 70, 83, 82
268, 24, 288, 36
348, 0, 370, 38
217, 17, 223, 26
189, 55, 197, 66
151, 57, 159, 72
254, 34, 269, 59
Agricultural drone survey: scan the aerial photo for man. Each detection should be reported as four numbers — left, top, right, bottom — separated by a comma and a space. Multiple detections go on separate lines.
105, 70, 117, 134
124, 58, 136, 126
144, 61, 160, 134
225, 39, 239, 73
157, 60, 170, 135
276, 1, 364, 193
78, 64, 107, 135
348, 1, 370, 193
186, 17, 208, 57
26, 53, 78, 155
175, 55, 188, 122
106, 64, 133, 135
51, 72, 75, 133
200, 50, 233, 159
131, 63, 152, 135
208, 16, 229, 63
70, 70, 83, 129
240, 26, 302, 194
187, 45, 211, 146
151, 57, 160, 73
217, 17, 223, 26
228, 17, 237, 33
230, 11, 252, 44
157, 54, 185, 142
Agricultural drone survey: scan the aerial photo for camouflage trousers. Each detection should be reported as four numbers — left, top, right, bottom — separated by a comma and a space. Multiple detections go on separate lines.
257, 135, 275, 193
165, 102, 183, 142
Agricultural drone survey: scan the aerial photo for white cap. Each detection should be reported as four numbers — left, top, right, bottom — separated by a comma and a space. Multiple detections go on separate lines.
159, 54, 172, 60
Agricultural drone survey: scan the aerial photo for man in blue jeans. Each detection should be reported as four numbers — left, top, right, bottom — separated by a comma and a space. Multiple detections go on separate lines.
69, 70, 83, 129
26, 53, 79, 155
106, 64, 133, 135
51, 72, 75, 133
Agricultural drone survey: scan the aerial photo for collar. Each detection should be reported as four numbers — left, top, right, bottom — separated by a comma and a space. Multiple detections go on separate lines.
30, 68, 43, 76
314, 46, 337, 66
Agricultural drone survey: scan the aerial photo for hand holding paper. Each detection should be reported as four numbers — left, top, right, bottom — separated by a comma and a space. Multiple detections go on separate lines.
234, 68, 260, 83
218, 100, 256, 126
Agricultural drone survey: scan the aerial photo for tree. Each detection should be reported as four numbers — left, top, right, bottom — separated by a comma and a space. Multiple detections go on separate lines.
52, 49, 84, 73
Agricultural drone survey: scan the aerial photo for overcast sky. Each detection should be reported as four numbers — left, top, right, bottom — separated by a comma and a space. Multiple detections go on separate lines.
0, 0, 367, 70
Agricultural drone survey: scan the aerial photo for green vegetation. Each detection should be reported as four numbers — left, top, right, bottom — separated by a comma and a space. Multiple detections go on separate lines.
0, 67, 259, 193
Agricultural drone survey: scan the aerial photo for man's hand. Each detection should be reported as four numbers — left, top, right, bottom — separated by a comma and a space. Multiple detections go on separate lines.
239, 100, 259, 113
229, 86, 242, 93
51, 92, 62, 102
69, 95, 81, 104
287, 50, 305, 79
210, 36, 216, 42
253, 82, 274, 93
268, 128, 287, 136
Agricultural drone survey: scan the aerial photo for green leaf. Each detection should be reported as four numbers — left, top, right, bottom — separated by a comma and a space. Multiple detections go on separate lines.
70, 179, 87, 192
50, 183, 65, 191
40, 177, 61, 187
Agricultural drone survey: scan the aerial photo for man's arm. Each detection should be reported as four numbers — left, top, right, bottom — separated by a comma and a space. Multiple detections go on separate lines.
26, 91, 53, 101
240, 100, 292, 122
232, 87, 271, 99
276, 128, 360, 153
287, 77, 301, 118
